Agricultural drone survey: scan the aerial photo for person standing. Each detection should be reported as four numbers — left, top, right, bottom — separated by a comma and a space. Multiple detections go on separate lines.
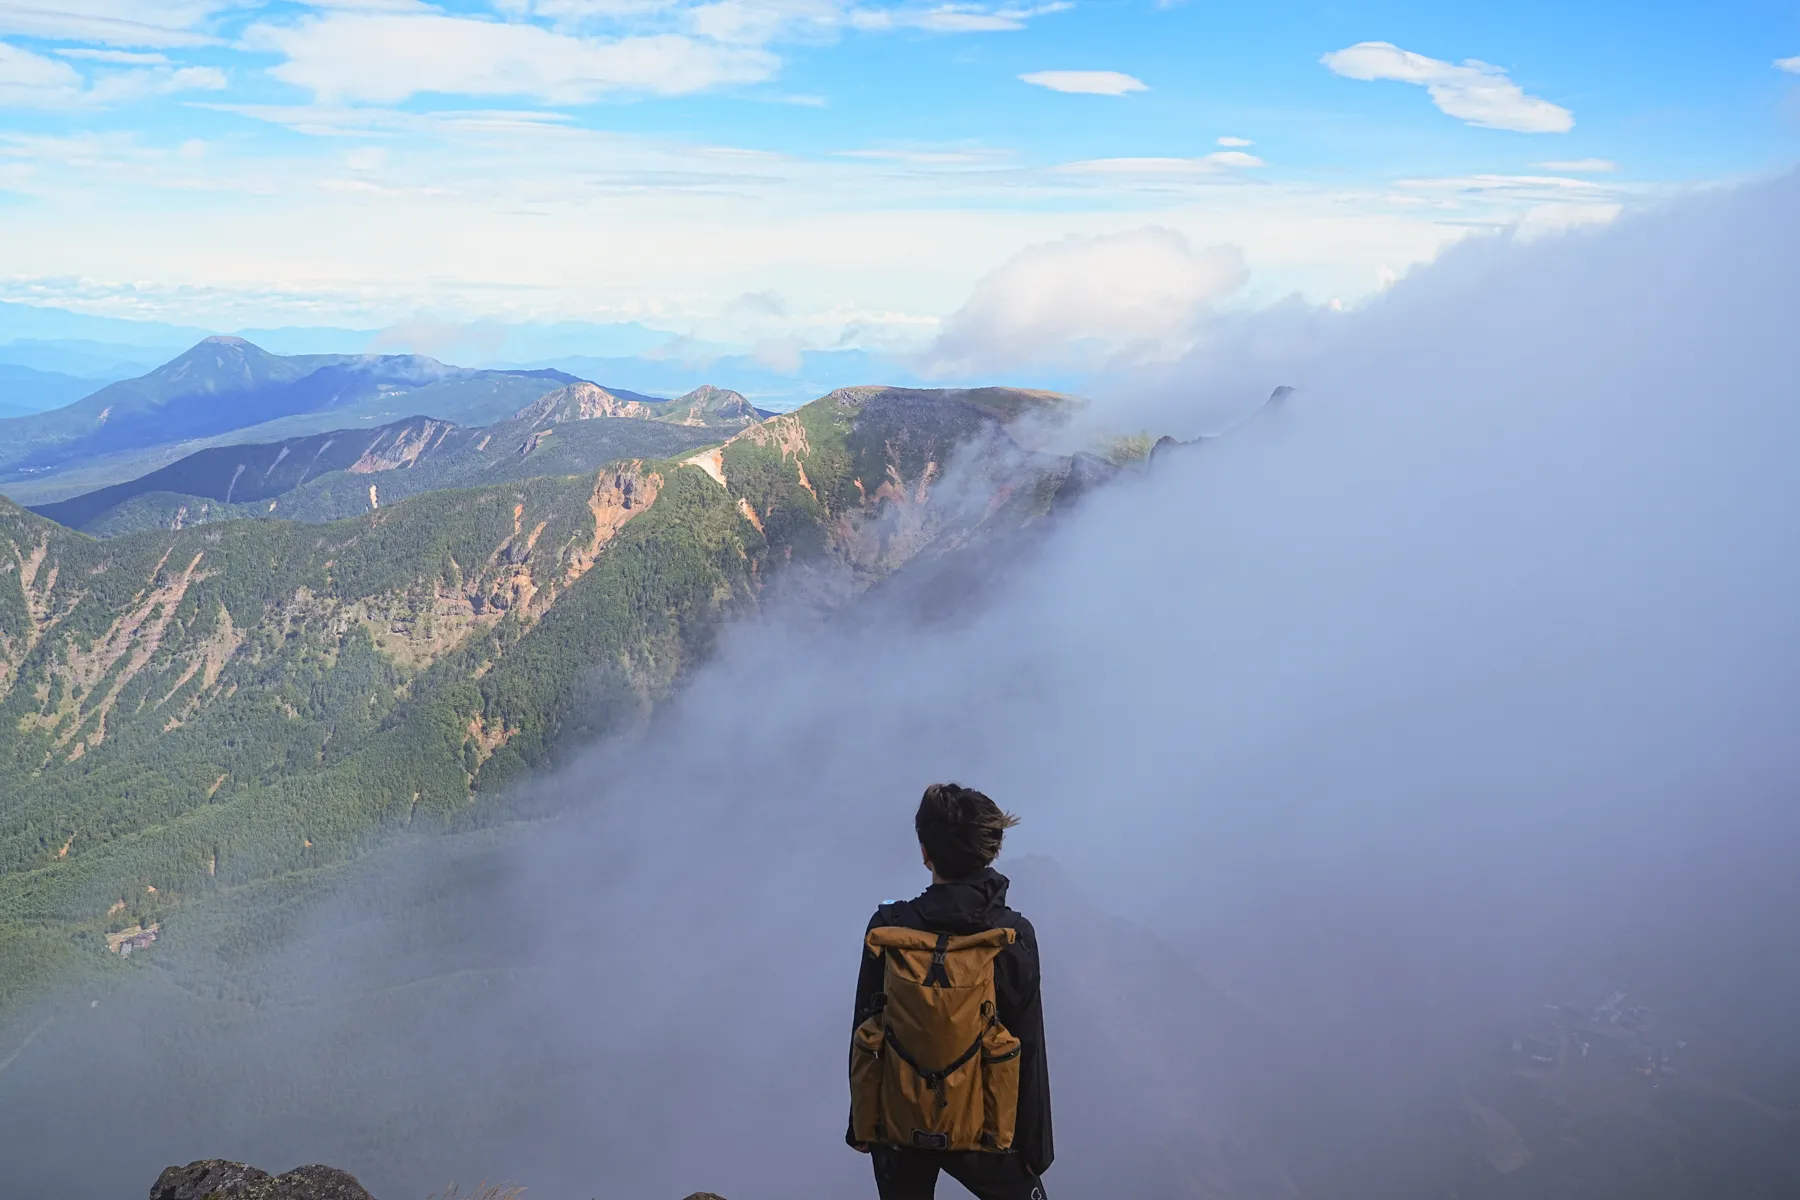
848, 783, 1052, 1200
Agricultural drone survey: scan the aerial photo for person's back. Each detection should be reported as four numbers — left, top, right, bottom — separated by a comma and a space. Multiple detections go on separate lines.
848, 783, 1053, 1200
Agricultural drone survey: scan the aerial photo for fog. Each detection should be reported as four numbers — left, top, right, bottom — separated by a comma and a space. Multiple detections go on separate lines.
4, 172, 1800, 1199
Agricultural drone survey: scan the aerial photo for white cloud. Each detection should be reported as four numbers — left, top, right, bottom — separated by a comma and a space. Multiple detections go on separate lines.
1322, 41, 1573, 133
909, 4, 1070, 31
344, 146, 390, 172
925, 226, 1248, 373
0, 42, 82, 106
689, 0, 841, 45
1389, 172, 1628, 240
751, 333, 805, 371
0, 40, 223, 107
55, 47, 171, 64
0, 0, 220, 47
1395, 173, 1610, 197
1019, 69, 1146, 95
673, 0, 1070, 43
837, 146, 1007, 166
1216, 135, 1253, 147
1515, 200, 1622, 241
244, 12, 779, 103
1054, 150, 1263, 175
1534, 157, 1616, 173
1776, 56, 1800, 74
850, 3, 1069, 34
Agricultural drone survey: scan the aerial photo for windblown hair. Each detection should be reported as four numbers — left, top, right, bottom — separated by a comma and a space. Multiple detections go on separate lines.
915, 783, 1020, 881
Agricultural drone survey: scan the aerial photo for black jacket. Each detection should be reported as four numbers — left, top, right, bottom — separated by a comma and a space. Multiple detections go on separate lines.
848, 868, 1054, 1175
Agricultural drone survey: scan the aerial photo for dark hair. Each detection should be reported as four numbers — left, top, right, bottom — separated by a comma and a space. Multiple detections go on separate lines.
915, 783, 1020, 881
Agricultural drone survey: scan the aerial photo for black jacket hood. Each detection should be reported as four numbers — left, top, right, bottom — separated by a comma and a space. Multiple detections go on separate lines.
909, 867, 1012, 934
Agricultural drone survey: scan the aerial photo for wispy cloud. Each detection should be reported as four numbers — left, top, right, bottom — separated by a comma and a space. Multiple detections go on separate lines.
853, 3, 1070, 34
0, 42, 82, 107
1055, 150, 1262, 176
0, 0, 221, 47
680, 0, 1069, 44
1216, 135, 1253, 147
0, 40, 224, 108
1394, 173, 1614, 196
54, 47, 172, 65
243, 12, 779, 103
1535, 157, 1616, 173
836, 146, 1009, 166
1322, 41, 1573, 133
1776, 56, 1800, 74
1018, 69, 1146, 95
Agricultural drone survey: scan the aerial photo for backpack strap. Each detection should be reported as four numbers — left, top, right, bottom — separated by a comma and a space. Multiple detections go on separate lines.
923, 932, 952, 989
884, 1021, 987, 1112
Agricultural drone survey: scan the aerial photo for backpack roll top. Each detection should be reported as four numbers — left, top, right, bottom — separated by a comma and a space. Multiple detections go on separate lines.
849, 926, 1020, 1153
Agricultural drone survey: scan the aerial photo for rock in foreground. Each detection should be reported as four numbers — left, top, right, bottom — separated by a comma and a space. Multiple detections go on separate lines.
149, 1160, 726, 1200
150, 1160, 375, 1200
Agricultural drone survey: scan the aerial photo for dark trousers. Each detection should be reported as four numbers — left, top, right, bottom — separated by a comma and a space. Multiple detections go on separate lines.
871, 1147, 1047, 1200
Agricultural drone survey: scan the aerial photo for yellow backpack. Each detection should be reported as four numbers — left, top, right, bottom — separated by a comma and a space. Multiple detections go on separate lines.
850, 926, 1022, 1152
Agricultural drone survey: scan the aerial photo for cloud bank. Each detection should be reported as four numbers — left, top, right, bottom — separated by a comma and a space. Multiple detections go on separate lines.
924, 226, 1249, 375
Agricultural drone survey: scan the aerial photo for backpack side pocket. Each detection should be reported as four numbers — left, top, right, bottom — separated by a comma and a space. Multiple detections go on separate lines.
979, 1020, 1022, 1151
850, 1015, 887, 1145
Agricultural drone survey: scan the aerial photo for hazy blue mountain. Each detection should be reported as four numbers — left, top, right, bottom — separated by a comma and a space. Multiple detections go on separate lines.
0, 364, 105, 418
0, 338, 180, 380
0, 338, 587, 495
0, 299, 209, 348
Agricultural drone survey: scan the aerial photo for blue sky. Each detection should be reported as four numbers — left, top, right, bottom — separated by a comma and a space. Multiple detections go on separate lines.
0, 0, 1796, 369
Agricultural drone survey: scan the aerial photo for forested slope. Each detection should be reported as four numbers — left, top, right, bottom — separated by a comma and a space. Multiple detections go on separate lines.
0, 385, 1089, 1008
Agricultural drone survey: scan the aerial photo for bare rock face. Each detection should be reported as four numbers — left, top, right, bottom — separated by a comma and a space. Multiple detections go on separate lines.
149, 1162, 723, 1200
150, 1160, 272, 1199
149, 1160, 375, 1200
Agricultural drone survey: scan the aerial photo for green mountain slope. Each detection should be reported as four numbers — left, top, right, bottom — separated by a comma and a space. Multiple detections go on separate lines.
34, 412, 723, 536
0, 385, 1091, 1009
31, 382, 763, 537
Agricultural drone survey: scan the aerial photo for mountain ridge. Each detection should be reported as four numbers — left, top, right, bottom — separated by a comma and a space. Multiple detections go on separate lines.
29, 382, 772, 537
0, 384, 1090, 1010
0, 339, 595, 495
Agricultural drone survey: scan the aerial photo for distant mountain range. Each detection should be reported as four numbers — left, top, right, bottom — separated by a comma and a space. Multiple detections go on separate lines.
0, 299, 1100, 430
0, 364, 105, 419
0, 337, 604, 492
32, 380, 770, 536
0, 336, 776, 505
